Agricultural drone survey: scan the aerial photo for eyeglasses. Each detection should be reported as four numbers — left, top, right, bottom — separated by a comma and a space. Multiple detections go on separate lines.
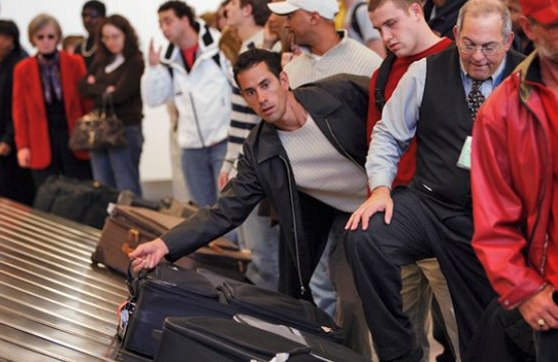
36, 34, 56, 41
458, 40, 504, 56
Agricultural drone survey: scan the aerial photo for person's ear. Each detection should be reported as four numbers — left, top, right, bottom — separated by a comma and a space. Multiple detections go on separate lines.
242, 3, 253, 18
504, 31, 515, 51
520, 15, 537, 42
279, 71, 290, 90
409, 2, 422, 18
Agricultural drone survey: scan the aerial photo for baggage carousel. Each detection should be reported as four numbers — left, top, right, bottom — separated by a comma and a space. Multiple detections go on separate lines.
0, 198, 149, 362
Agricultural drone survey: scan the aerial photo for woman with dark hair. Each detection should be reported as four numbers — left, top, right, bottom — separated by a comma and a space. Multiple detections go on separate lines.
78, 14, 144, 196
13, 14, 92, 190
0, 20, 34, 204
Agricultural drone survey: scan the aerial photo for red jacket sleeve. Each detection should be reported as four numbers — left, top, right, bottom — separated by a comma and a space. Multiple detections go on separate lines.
12, 61, 30, 149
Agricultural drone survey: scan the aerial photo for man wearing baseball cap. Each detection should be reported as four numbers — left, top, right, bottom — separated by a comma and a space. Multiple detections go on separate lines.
268, 0, 339, 20
472, 0, 558, 360
268, 0, 381, 88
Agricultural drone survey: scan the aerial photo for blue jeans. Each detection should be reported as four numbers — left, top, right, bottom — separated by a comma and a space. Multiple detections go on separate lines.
181, 140, 226, 207
310, 238, 338, 318
90, 125, 143, 196
238, 207, 280, 291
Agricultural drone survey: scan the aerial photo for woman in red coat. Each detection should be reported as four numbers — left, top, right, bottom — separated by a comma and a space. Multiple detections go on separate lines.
13, 13, 91, 189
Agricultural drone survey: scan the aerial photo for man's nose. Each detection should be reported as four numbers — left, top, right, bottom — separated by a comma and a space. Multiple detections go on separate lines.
471, 46, 486, 60
381, 29, 391, 44
257, 90, 267, 104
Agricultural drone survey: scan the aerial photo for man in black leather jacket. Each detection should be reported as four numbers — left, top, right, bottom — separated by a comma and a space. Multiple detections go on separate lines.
130, 49, 371, 354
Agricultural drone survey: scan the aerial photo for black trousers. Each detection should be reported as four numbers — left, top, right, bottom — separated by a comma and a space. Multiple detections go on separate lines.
0, 151, 35, 205
344, 187, 496, 361
534, 326, 558, 361
31, 128, 91, 189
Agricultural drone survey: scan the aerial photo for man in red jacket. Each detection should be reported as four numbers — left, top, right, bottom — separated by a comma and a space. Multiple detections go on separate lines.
366, 0, 456, 359
472, 0, 558, 360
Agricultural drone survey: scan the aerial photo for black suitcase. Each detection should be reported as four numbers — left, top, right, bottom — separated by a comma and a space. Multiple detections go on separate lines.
121, 264, 342, 358
33, 175, 119, 229
122, 264, 234, 357
203, 270, 343, 343
154, 316, 369, 362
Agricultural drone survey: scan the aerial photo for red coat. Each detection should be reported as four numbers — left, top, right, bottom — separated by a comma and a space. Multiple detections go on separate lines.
472, 52, 553, 309
13, 51, 90, 169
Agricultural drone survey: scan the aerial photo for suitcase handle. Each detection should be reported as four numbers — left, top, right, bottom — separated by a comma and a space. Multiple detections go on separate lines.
122, 228, 140, 255
126, 259, 148, 300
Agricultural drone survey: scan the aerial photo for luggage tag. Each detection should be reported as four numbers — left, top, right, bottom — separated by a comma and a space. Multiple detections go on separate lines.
116, 300, 135, 340
456, 136, 472, 170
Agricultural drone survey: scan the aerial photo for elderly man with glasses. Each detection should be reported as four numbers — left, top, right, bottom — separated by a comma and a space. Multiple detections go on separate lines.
344, 0, 524, 361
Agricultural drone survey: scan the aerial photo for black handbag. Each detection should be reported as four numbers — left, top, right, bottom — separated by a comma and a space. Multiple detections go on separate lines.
69, 93, 126, 151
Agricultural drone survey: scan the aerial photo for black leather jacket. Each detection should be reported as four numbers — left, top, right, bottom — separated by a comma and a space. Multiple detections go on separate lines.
162, 74, 370, 298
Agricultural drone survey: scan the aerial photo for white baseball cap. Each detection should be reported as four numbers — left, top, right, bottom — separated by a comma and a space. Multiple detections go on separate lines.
268, 0, 339, 20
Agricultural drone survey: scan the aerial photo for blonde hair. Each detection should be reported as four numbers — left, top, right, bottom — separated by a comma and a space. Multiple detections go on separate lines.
218, 27, 242, 66
28, 13, 62, 45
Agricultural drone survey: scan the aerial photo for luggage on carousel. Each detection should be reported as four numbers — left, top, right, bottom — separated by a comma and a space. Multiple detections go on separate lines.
116, 190, 199, 218
91, 204, 250, 277
154, 316, 368, 362
121, 264, 342, 358
33, 175, 119, 229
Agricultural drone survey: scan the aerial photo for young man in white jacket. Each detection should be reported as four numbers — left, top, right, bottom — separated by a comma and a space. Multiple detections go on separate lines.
142, 0, 231, 207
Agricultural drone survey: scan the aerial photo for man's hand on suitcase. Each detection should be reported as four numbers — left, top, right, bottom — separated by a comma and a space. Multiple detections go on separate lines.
129, 238, 170, 272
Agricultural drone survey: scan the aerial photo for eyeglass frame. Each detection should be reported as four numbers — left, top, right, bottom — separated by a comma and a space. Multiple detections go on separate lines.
457, 38, 507, 56
36, 34, 57, 41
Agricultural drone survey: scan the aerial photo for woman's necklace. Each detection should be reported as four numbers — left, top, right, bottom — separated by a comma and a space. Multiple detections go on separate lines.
81, 38, 96, 57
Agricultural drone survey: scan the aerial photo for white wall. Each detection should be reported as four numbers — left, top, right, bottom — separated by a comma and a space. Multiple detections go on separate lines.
2, 0, 222, 181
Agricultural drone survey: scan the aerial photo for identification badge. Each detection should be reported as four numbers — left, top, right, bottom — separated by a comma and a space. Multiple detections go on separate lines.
456, 136, 472, 170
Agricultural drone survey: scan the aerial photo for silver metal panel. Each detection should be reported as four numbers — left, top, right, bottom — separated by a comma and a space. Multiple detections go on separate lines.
0, 198, 146, 361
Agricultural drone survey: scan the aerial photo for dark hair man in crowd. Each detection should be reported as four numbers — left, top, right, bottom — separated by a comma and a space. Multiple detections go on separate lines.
131, 48, 371, 355
142, 1, 231, 209
345, 0, 524, 361
75, 0, 106, 69
423, 0, 467, 40
472, 0, 558, 361
506, 0, 534, 54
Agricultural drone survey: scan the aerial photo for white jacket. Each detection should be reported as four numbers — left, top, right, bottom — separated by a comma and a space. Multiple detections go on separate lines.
142, 22, 231, 149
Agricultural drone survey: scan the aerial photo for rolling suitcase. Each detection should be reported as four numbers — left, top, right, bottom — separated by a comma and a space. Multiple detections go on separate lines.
91, 204, 251, 277
121, 264, 342, 358
154, 316, 369, 362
